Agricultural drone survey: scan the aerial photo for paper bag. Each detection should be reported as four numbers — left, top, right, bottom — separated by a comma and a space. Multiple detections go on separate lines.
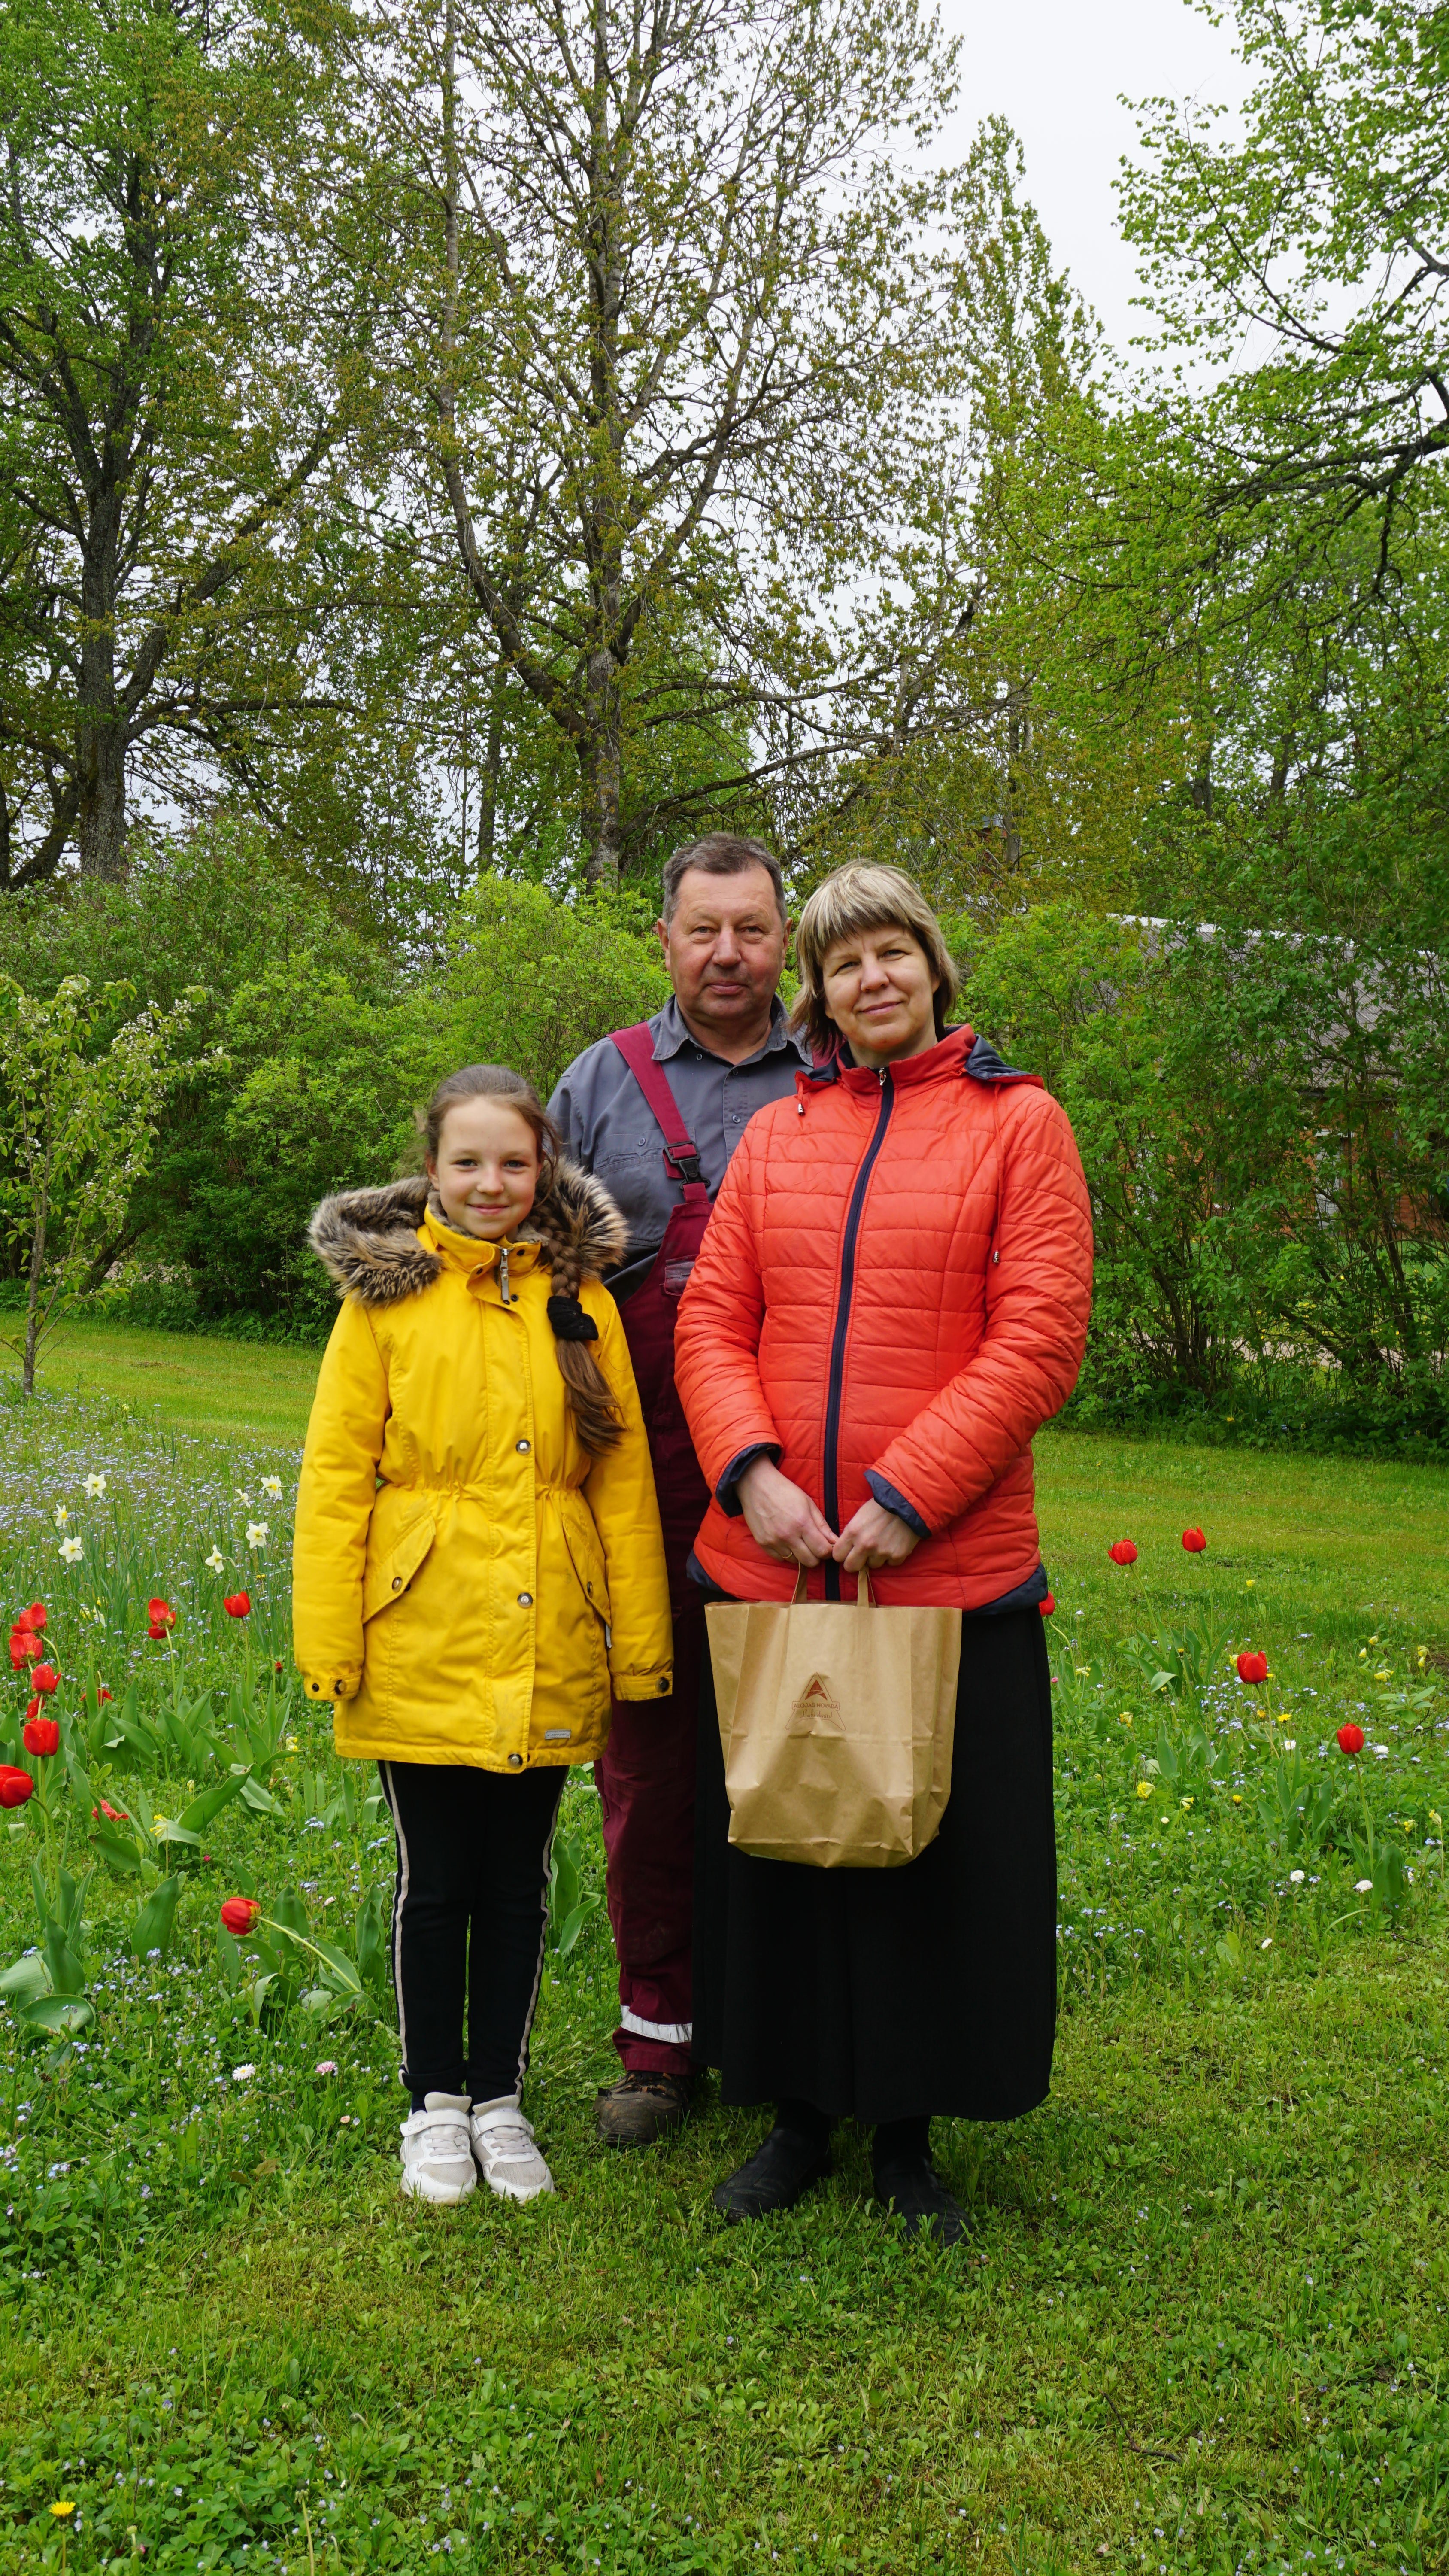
706, 1572, 960, 1868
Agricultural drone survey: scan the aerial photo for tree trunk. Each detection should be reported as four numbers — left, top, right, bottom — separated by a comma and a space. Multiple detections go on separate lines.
476, 653, 506, 871
22, 1150, 49, 1398
581, 647, 624, 887
75, 486, 127, 881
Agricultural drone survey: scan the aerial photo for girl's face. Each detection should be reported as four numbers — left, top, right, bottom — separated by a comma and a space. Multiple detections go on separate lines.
428, 1100, 541, 1241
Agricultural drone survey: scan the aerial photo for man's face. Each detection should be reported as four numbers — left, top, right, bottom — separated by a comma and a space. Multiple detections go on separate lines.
657, 863, 788, 1042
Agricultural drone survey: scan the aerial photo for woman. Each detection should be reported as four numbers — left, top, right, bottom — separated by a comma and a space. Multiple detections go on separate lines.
674, 864, 1092, 2241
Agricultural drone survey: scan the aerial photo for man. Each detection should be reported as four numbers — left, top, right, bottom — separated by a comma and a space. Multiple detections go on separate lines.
548, 831, 808, 2148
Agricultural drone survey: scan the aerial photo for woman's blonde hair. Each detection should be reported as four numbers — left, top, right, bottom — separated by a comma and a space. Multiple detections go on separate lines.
790, 865, 960, 1055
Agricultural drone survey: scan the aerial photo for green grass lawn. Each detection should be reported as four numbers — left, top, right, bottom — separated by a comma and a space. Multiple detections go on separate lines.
0, 1333, 1447, 2576
3, 1314, 322, 1443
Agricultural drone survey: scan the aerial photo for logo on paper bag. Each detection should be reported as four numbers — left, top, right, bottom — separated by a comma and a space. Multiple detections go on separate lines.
789, 1673, 840, 1733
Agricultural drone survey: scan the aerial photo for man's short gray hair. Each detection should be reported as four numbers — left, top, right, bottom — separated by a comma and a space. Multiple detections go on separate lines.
660, 832, 786, 925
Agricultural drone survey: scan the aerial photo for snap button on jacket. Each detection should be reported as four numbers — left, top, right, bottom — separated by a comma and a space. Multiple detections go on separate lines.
674, 1026, 1093, 1608
293, 1169, 673, 1770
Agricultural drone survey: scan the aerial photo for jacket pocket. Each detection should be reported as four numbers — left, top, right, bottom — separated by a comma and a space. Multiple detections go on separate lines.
558, 1493, 612, 1635
362, 1500, 437, 1623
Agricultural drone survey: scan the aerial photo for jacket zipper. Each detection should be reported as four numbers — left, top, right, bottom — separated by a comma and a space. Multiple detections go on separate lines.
821, 1066, 894, 1601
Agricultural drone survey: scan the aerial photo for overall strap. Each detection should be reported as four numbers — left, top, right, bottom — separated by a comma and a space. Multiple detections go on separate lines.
610, 1024, 705, 1187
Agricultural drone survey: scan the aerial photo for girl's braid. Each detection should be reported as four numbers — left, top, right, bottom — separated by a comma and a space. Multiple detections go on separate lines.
530, 1184, 623, 1458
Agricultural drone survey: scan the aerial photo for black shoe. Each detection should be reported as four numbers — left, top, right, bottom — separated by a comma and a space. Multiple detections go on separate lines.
595, 2069, 694, 2149
712, 2123, 830, 2222
874, 2151, 966, 2245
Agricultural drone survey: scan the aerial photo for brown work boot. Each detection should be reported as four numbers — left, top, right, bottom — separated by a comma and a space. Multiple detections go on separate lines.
595, 2069, 694, 2149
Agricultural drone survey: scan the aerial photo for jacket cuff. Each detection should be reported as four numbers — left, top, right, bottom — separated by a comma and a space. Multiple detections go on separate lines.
611, 1668, 675, 1701
303, 1667, 362, 1704
717, 1443, 780, 1515
864, 1470, 932, 1539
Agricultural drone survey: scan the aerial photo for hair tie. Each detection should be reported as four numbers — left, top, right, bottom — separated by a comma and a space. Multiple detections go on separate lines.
547, 1294, 598, 1343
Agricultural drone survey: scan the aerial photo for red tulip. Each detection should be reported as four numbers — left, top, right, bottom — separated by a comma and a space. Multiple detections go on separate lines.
1182, 1528, 1207, 1554
1337, 1722, 1366, 1757
29, 1663, 58, 1694
9, 1626, 42, 1662
1236, 1650, 1268, 1686
0, 1767, 34, 1809
16, 1603, 46, 1631
97, 1686, 113, 1703
23, 1715, 59, 1757
1040, 1592, 1056, 1616
223, 1592, 252, 1619
1107, 1540, 1138, 1567
147, 1598, 176, 1632
220, 1896, 261, 1936
92, 1800, 129, 1823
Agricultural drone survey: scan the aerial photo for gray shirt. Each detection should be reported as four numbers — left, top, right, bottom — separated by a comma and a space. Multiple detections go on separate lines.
547, 995, 811, 1301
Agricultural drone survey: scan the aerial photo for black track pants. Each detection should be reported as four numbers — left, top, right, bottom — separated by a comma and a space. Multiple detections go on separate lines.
378, 1760, 566, 2103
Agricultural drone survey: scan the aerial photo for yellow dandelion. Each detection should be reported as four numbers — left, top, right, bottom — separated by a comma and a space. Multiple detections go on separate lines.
50, 2502, 75, 2518
1135, 1781, 1152, 1800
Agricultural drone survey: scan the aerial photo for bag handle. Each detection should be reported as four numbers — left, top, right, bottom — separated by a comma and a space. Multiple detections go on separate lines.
790, 1567, 874, 1604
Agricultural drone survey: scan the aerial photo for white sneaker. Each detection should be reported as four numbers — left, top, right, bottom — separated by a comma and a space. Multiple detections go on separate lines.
400, 2093, 476, 2204
470, 2096, 555, 2203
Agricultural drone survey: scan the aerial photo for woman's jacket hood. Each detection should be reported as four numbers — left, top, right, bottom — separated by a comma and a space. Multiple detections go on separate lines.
307, 1159, 628, 1308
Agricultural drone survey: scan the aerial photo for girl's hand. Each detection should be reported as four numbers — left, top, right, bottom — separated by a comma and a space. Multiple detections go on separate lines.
737, 1457, 837, 1567
831, 1498, 922, 1573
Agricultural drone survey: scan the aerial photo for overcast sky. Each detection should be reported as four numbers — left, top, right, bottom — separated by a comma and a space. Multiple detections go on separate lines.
935, 0, 1249, 360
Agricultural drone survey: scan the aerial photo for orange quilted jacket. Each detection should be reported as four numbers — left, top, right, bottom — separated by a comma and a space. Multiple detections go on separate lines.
673, 1026, 1093, 1608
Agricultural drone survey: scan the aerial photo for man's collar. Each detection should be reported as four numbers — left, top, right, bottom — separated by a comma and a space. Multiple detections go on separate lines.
654, 993, 808, 1066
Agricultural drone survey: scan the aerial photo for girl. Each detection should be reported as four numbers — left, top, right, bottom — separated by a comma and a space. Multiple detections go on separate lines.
294, 1065, 672, 2207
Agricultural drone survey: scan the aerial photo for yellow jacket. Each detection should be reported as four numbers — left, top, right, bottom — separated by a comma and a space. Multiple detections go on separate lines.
292, 1167, 673, 1768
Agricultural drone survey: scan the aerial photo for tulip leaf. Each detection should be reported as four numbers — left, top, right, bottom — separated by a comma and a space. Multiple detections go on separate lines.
19, 1993, 96, 2036
91, 1823, 145, 1877
177, 1774, 245, 1835
0, 1953, 52, 2006
129, 1876, 182, 1961
42, 1923, 87, 1996
300, 1986, 345, 2020
238, 1777, 279, 1814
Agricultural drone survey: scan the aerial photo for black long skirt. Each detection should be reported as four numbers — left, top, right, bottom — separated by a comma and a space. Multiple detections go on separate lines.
693, 1607, 1057, 2126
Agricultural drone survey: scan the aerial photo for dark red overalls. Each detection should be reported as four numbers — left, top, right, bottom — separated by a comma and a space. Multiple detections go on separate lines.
594, 1025, 716, 2076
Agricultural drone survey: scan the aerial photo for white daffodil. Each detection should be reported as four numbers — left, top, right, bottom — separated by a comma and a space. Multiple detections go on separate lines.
58, 1534, 83, 1564
246, 1520, 270, 1549
53, 1502, 69, 1528
261, 1475, 282, 1501
204, 1546, 225, 1574
83, 1472, 107, 1499
236, 1489, 253, 1508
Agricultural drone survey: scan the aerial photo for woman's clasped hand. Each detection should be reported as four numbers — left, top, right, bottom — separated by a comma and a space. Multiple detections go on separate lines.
735, 1455, 920, 1571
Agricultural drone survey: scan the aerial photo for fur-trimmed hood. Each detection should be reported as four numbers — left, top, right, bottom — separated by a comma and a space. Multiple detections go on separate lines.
307, 1161, 629, 1309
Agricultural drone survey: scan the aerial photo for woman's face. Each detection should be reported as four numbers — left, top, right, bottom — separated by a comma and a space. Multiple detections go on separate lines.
428, 1100, 541, 1240
819, 922, 940, 1069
